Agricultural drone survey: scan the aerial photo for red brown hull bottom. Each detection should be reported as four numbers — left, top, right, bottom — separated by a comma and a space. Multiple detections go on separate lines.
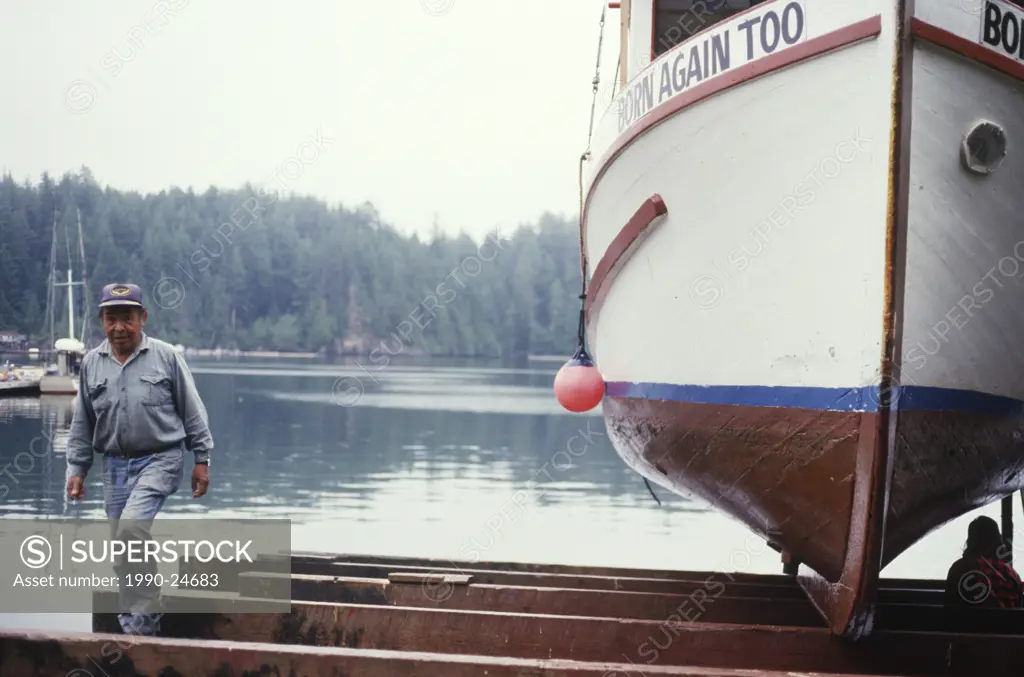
602, 395, 1024, 637
602, 396, 864, 584
884, 408, 1024, 567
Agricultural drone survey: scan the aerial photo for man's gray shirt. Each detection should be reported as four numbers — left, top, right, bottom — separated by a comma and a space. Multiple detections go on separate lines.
66, 334, 213, 477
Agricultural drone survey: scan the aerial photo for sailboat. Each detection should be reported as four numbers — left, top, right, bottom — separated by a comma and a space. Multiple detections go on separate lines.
39, 208, 88, 395
581, 0, 1024, 638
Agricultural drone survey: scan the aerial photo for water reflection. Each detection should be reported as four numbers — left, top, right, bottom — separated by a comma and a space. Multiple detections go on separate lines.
0, 361, 693, 525
0, 395, 76, 516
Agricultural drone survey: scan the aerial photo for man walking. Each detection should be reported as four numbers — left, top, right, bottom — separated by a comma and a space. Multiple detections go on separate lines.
65, 283, 213, 636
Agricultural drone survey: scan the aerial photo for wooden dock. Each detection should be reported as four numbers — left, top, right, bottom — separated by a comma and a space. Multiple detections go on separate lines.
3, 552, 1024, 676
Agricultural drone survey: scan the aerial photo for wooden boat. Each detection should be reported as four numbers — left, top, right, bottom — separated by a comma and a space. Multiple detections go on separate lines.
583, 0, 1024, 638
5, 552, 1024, 675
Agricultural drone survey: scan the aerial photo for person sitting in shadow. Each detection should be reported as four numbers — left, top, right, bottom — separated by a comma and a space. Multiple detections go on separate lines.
944, 515, 1023, 608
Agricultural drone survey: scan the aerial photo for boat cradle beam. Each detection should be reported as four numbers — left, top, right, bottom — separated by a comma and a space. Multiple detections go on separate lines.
87, 587, 1024, 676
0, 629, 894, 677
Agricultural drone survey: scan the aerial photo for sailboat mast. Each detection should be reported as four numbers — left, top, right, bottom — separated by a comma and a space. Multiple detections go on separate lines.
45, 210, 59, 351
66, 269, 75, 340
62, 218, 72, 340
76, 208, 88, 345
50, 211, 84, 346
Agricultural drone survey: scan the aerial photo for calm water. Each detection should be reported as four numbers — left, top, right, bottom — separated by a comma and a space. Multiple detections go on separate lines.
0, 356, 1008, 632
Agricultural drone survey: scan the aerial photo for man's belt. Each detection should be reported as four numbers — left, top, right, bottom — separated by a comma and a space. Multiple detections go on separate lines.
102, 441, 182, 460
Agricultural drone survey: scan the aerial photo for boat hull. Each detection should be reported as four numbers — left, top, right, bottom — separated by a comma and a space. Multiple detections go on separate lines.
0, 381, 40, 396
0, 386, 40, 397
584, 0, 894, 636
583, 0, 1024, 637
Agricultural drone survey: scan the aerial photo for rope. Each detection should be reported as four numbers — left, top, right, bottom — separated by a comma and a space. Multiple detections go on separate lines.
576, 6, 659, 510
610, 49, 621, 104
578, 157, 587, 283
585, 5, 607, 154
575, 3, 608, 356
643, 477, 663, 506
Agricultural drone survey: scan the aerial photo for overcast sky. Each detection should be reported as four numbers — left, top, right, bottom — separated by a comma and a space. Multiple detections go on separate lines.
1, 0, 621, 241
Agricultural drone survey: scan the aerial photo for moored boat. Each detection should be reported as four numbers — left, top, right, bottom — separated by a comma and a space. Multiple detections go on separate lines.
39, 207, 89, 396
38, 338, 82, 395
0, 364, 41, 397
582, 0, 1024, 637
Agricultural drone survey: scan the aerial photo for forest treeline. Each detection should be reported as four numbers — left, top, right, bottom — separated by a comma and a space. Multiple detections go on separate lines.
0, 169, 585, 357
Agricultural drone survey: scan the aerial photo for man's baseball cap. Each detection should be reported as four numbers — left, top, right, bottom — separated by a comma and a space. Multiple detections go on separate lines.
98, 283, 145, 309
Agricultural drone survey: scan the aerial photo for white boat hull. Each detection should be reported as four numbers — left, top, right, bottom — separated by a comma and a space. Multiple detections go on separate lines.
582, 0, 1024, 636
39, 375, 79, 395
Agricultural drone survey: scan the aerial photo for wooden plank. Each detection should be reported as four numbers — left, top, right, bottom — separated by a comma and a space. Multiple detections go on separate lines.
292, 550, 790, 581
878, 577, 944, 590
183, 557, 807, 598
88, 590, 1024, 675
181, 553, 951, 609
297, 552, 953, 589
236, 572, 824, 626
248, 551, 950, 588
235, 573, 985, 631
190, 550, 795, 584
305, 561, 776, 594
876, 587, 944, 605
0, 629, 894, 677
388, 572, 473, 585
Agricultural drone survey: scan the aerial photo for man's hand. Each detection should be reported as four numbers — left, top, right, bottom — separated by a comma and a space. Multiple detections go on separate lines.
192, 464, 210, 498
67, 476, 85, 500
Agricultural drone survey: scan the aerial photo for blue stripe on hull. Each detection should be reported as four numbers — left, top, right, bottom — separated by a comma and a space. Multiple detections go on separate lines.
604, 382, 1024, 416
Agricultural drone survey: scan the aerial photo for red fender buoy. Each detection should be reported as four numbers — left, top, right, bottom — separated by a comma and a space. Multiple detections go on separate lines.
554, 354, 605, 413
556, 265, 604, 412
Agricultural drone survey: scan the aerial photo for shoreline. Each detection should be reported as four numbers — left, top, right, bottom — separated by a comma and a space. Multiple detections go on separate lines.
185, 349, 319, 358
3, 348, 571, 362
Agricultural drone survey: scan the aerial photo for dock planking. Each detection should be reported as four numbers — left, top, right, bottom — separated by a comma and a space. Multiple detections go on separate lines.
6, 554, 1022, 677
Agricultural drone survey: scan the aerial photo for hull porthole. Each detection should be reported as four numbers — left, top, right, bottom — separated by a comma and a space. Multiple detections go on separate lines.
961, 120, 1007, 175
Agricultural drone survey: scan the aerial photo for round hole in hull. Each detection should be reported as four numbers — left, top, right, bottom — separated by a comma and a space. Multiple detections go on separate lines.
961, 120, 1008, 175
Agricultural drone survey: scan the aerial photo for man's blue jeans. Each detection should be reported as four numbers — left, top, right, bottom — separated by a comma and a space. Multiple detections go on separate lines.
102, 445, 184, 636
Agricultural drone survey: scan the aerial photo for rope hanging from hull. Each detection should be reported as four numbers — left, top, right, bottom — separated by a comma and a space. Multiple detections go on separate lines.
569, 5, 660, 509
554, 5, 607, 415
574, 2, 607, 361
